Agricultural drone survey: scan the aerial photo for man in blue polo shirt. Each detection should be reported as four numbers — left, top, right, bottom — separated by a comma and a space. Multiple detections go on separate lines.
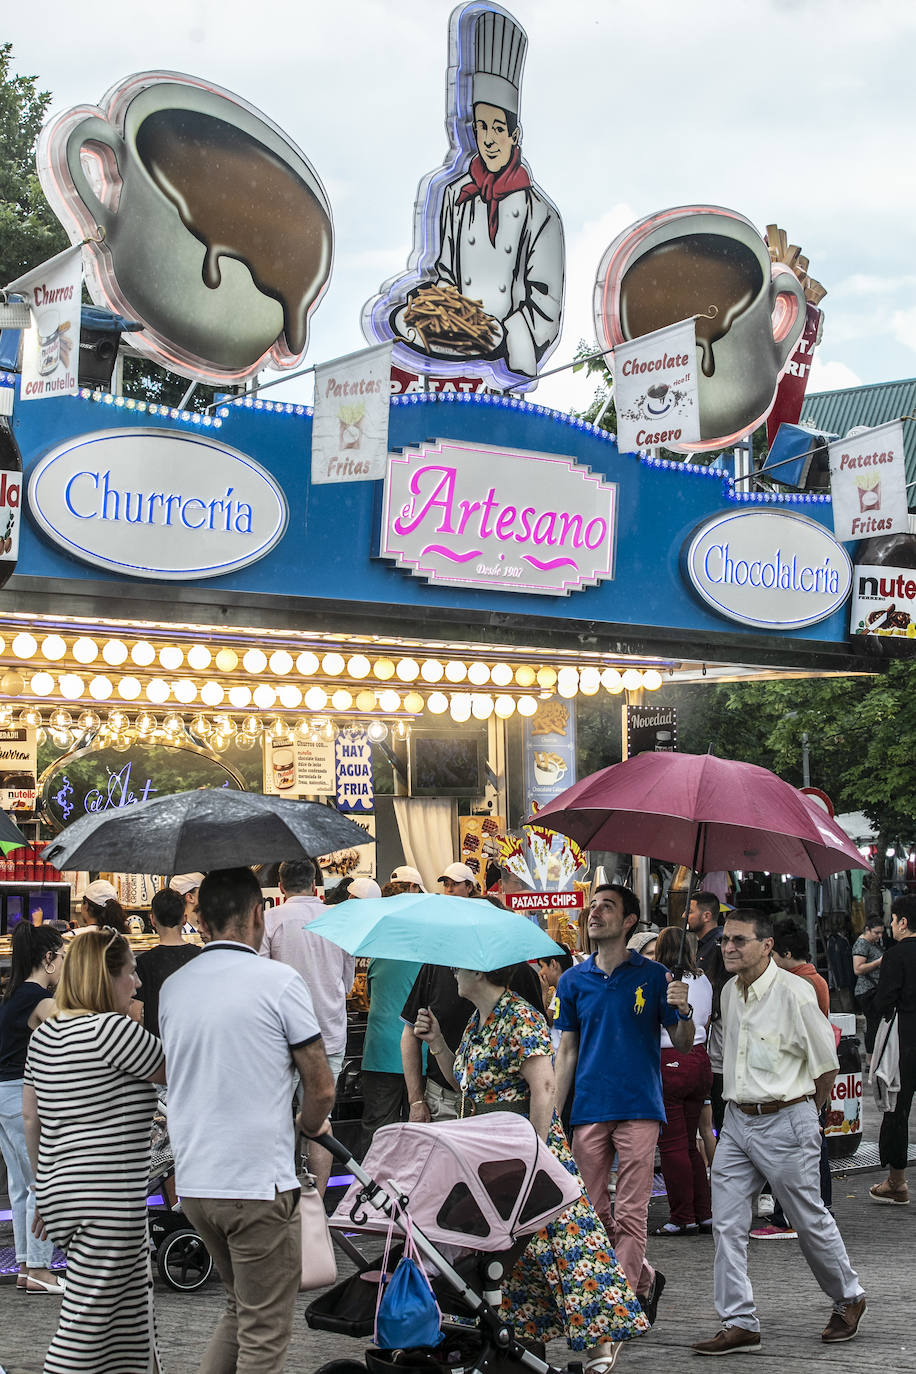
555, 884, 694, 1325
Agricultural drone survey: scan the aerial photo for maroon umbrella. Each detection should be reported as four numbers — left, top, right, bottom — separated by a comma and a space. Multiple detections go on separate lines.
527, 751, 870, 881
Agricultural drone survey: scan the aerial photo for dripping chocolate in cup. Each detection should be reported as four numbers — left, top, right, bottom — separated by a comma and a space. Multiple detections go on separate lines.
593, 205, 806, 451
43, 73, 333, 381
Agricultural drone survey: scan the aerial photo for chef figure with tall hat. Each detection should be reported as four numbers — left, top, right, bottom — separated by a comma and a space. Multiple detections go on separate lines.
369, 4, 565, 386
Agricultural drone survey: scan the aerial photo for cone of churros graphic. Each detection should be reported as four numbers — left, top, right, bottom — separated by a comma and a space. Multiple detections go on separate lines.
856, 473, 881, 512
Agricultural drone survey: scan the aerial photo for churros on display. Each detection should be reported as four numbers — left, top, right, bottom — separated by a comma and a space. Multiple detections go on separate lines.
403, 282, 500, 354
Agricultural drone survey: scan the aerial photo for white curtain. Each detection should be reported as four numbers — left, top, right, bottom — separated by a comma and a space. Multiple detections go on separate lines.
392, 797, 457, 894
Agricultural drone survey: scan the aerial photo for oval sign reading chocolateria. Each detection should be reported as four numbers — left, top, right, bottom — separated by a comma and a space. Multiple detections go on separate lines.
27, 427, 288, 580
683, 509, 852, 630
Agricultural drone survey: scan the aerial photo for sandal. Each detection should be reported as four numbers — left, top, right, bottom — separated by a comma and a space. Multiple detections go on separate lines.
585, 1344, 623, 1374
869, 1180, 909, 1205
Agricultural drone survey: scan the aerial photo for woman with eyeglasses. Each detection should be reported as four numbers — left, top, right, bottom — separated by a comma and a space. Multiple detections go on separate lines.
22, 927, 165, 1373
0, 922, 65, 1294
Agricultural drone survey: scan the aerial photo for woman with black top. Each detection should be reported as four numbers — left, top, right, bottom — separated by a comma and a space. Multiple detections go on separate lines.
870, 894, 916, 1205
0, 922, 65, 1292
77, 879, 128, 934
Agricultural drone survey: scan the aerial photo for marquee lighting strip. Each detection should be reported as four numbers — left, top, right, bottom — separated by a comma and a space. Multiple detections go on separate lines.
77, 388, 223, 428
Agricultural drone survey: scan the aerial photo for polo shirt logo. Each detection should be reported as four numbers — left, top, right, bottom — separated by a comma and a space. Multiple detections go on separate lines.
634, 985, 646, 1015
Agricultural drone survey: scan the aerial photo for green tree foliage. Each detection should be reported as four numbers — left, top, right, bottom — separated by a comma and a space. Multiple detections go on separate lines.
0, 43, 68, 287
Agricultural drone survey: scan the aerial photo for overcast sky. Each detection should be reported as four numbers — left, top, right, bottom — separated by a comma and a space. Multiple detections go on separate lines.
7, 0, 916, 412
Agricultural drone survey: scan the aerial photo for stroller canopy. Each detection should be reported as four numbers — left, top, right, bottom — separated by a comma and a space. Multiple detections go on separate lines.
330, 1115, 581, 1251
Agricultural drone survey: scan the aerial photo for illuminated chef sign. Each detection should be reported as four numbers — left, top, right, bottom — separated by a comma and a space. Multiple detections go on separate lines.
684, 509, 852, 629
28, 428, 287, 580
381, 438, 616, 595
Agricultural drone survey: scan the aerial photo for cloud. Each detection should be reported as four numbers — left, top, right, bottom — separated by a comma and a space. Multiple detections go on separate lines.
807, 357, 862, 393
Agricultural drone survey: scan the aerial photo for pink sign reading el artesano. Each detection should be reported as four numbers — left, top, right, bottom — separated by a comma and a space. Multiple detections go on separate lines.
380, 438, 616, 595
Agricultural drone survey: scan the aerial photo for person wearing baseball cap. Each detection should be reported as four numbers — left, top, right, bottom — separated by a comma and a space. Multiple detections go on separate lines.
438, 862, 477, 897
348, 877, 382, 900
390, 866, 426, 893
78, 879, 127, 934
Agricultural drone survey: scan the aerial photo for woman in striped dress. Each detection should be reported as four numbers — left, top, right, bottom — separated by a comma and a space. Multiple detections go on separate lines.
22, 928, 165, 1373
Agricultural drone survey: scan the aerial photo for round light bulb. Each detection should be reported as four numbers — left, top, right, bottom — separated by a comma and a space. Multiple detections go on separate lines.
131, 641, 155, 667
136, 711, 156, 735
89, 675, 114, 701
162, 713, 184, 734
601, 668, 623, 692
49, 708, 72, 729
242, 715, 261, 735
514, 665, 536, 688
19, 706, 43, 727
107, 710, 129, 731
444, 661, 467, 684
190, 714, 212, 737
41, 635, 67, 661
536, 666, 557, 689
0, 670, 24, 696
490, 663, 513, 687
296, 652, 319, 675
200, 681, 225, 706
403, 691, 424, 713
172, 679, 198, 704
356, 689, 377, 712
367, 720, 388, 742
72, 637, 99, 665
472, 693, 494, 719
215, 648, 239, 673
322, 652, 345, 676
102, 639, 128, 666
304, 686, 328, 711
277, 685, 302, 709
58, 673, 85, 701
420, 660, 444, 684
579, 667, 601, 695
427, 691, 448, 714
332, 689, 353, 711
269, 717, 290, 741
494, 694, 516, 718
269, 650, 293, 675
449, 693, 472, 723
253, 684, 277, 710
622, 669, 643, 691
30, 671, 55, 696
243, 648, 268, 675
187, 644, 212, 671
146, 678, 171, 704
373, 657, 396, 681
235, 731, 256, 751
517, 695, 538, 717
159, 645, 184, 671
557, 666, 579, 686
228, 684, 253, 709
78, 709, 102, 730
557, 678, 578, 700
347, 654, 371, 679
12, 633, 38, 659
378, 689, 401, 713
396, 658, 420, 682
643, 669, 663, 691
117, 676, 142, 701
467, 661, 490, 686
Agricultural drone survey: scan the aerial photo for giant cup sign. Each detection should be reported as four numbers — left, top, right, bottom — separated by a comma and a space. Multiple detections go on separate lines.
28, 428, 288, 580
381, 438, 616, 595
684, 509, 852, 629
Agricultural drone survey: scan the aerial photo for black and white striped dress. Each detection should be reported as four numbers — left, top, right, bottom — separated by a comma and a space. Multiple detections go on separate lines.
25, 1012, 164, 1373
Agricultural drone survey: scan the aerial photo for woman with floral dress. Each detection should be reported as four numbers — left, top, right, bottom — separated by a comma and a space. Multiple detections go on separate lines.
414, 964, 648, 1373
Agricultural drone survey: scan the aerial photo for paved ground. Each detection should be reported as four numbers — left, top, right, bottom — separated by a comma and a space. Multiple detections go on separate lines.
2, 1096, 913, 1373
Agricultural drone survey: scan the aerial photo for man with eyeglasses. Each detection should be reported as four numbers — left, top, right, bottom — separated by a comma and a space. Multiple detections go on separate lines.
693, 910, 866, 1356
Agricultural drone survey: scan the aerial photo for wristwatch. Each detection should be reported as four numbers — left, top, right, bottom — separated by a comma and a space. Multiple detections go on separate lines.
675, 1004, 694, 1021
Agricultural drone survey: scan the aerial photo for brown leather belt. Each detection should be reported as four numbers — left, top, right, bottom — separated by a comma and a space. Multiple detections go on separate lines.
735, 1095, 812, 1116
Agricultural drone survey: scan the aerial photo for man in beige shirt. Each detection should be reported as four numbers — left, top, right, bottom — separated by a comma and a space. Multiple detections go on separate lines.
694, 909, 866, 1356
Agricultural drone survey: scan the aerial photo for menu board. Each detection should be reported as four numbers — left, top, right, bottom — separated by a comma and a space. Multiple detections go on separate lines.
523, 695, 576, 810
263, 735, 336, 797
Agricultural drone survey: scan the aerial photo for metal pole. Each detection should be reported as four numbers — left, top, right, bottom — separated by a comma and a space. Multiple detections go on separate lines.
801, 731, 818, 963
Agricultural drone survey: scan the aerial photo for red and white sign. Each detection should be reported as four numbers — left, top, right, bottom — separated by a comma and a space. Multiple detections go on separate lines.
766, 302, 822, 445
506, 889, 584, 912
829, 420, 910, 542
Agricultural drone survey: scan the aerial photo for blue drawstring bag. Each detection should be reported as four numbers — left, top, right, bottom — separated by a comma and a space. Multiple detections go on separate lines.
374, 1204, 443, 1350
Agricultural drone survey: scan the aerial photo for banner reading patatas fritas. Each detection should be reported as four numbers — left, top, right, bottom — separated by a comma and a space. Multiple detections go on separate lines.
8, 244, 83, 402
828, 419, 909, 543
311, 342, 393, 485
613, 318, 700, 455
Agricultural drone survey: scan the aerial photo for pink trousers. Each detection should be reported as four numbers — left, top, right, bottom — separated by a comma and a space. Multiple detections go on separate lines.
572, 1118, 660, 1297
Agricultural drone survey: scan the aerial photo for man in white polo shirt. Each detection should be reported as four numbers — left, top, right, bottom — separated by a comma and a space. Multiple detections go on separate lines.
160, 866, 335, 1374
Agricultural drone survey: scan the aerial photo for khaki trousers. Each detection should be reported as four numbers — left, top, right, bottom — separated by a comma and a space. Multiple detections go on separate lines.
182, 1188, 300, 1373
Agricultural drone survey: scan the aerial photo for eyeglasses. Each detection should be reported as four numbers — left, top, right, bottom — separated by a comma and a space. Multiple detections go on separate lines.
721, 934, 758, 949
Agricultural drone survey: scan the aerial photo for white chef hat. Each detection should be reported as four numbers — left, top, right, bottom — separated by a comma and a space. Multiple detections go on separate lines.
472, 8, 527, 117
169, 873, 205, 896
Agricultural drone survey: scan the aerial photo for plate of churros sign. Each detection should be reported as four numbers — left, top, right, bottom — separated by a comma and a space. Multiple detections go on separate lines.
393, 285, 504, 361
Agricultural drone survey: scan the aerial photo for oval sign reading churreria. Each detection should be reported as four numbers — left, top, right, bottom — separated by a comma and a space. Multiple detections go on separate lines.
683, 509, 852, 630
27, 428, 288, 580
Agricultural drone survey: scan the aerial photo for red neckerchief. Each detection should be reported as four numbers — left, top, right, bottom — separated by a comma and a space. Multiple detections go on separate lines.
456, 146, 530, 246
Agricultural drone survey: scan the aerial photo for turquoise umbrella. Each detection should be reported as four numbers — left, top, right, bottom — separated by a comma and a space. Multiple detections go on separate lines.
306, 892, 564, 968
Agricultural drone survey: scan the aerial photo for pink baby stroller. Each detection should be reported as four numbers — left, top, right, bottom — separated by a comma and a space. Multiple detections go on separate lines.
306, 1115, 583, 1374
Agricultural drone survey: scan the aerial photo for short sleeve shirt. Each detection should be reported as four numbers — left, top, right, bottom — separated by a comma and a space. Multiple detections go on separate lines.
0, 983, 53, 1079
555, 952, 679, 1125
852, 936, 881, 998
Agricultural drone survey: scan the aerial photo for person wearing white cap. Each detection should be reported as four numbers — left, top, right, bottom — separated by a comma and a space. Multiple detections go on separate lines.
259, 858, 356, 1194
77, 879, 127, 934
398, 4, 564, 381
439, 861, 478, 897
390, 866, 426, 893
168, 872, 205, 933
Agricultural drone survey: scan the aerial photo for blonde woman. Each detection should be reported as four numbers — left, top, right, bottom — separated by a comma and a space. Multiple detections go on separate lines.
23, 928, 165, 1374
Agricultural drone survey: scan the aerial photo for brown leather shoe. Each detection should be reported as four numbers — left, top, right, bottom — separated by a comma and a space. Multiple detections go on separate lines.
821, 1296, 866, 1343
693, 1327, 761, 1355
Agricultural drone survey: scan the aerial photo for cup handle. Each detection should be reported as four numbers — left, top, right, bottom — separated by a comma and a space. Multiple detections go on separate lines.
770, 267, 806, 368
64, 116, 126, 237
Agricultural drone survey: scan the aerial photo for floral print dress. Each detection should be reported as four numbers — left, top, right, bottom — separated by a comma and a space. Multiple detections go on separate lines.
454, 992, 648, 1350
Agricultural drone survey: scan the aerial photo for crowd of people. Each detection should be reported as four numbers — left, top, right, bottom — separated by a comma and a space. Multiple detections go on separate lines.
0, 860, 913, 1374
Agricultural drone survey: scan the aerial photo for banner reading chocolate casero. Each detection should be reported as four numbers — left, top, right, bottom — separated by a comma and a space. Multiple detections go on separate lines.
613, 318, 700, 454
362, 3, 565, 393
594, 205, 806, 451
828, 420, 910, 543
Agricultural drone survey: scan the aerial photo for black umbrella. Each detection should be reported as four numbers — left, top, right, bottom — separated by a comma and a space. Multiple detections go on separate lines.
43, 789, 374, 874
0, 809, 33, 855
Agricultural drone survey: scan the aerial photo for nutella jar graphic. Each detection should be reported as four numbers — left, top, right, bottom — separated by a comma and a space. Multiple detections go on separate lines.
272, 747, 295, 791
0, 419, 22, 589
852, 532, 916, 655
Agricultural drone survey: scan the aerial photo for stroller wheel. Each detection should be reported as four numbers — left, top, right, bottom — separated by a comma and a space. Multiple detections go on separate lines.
156, 1227, 214, 1291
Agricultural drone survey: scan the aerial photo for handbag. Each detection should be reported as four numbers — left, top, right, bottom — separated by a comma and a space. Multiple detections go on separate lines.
374, 1202, 443, 1350
300, 1173, 337, 1292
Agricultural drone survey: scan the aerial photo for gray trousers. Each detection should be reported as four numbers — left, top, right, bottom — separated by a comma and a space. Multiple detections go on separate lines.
711, 1101, 863, 1331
